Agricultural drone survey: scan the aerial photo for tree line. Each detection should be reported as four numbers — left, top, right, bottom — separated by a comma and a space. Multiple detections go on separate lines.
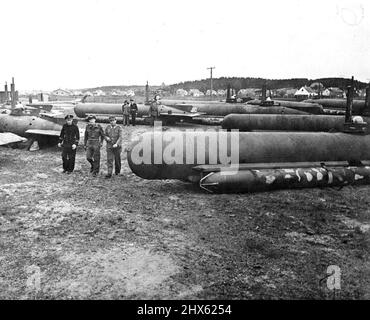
166, 77, 368, 93
81, 77, 368, 95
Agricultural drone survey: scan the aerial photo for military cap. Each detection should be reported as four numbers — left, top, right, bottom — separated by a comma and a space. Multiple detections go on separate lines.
130, 98, 134, 101
108, 116, 116, 120
87, 115, 96, 120
64, 114, 74, 120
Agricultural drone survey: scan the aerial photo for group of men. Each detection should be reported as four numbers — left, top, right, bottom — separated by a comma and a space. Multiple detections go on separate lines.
122, 99, 138, 126
58, 113, 123, 178
58, 96, 162, 176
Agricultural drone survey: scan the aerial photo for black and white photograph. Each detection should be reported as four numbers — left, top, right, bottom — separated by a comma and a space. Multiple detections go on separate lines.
0, 0, 369, 303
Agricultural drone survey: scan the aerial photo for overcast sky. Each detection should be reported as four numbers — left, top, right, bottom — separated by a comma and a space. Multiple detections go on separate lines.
0, 0, 369, 91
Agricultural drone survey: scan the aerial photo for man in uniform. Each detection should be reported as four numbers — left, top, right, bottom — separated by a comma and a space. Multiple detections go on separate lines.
58, 114, 80, 174
84, 115, 105, 176
122, 100, 130, 126
104, 116, 123, 178
149, 95, 160, 125
129, 98, 138, 126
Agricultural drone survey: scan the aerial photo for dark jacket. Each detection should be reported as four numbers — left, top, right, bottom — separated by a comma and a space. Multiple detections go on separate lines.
59, 124, 80, 147
84, 123, 105, 146
130, 102, 138, 114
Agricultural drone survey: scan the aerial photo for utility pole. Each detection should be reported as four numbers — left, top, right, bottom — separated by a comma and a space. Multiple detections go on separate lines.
207, 66, 215, 100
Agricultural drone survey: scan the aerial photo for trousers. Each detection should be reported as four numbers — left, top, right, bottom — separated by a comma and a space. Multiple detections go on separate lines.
130, 113, 136, 126
62, 146, 76, 172
107, 147, 122, 175
123, 115, 130, 126
86, 143, 101, 174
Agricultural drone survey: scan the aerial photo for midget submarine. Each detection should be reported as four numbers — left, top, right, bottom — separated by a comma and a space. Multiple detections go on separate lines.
127, 130, 370, 193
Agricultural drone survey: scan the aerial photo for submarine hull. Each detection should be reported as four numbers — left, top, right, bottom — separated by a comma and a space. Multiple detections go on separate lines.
127, 131, 370, 182
221, 114, 348, 132
199, 166, 370, 193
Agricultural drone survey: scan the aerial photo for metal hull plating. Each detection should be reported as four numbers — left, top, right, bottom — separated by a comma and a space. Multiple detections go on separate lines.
304, 99, 368, 115
246, 99, 324, 114
74, 102, 308, 120
160, 102, 308, 116
221, 114, 350, 132
127, 131, 370, 182
74, 103, 150, 118
199, 166, 370, 193
0, 114, 62, 137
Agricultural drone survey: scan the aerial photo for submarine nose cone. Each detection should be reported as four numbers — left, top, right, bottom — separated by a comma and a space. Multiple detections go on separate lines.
73, 104, 85, 118
221, 114, 237, 130
127, 132, 161, 179
127, 153, 161, 179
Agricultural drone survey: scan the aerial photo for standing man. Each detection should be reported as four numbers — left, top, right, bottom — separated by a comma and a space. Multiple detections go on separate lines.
84, 115, 105, 177
149, 95, 160, 124
122, 100, 130, 126
129, 98, 138, 126
104, 116, 123, 178
58, 114, 80, 174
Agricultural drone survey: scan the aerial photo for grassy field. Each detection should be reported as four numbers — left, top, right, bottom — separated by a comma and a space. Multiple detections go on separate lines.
0, 123, 369, 299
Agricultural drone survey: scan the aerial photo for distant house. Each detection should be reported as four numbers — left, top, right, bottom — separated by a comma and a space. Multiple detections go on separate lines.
294, 86, 317, 100
176, 89, 188, 96
52, 88, 72, 96
284, 88, 298, 98
93, 89, 106, 96
217, 89, 226, 96
189, 89, 203, 97
205, 89, 217, 96
309, 82, 325, 93
120, 89, 135, 97
322, 87, 345, 98
356, 89, 366, 98
72, 90, 83, 96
